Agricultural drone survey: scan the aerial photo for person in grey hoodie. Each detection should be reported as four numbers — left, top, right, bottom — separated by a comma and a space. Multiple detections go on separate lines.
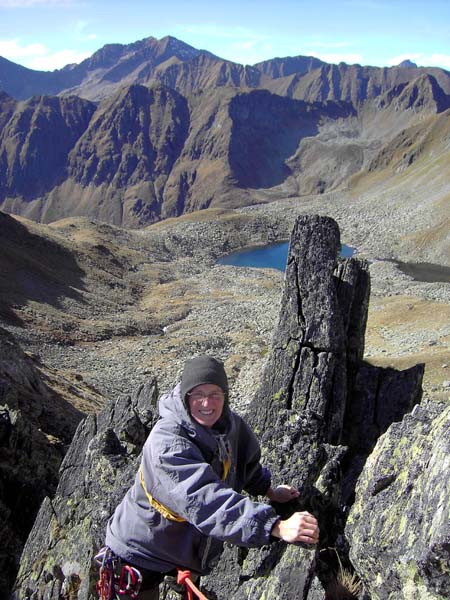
105, 355, 319, 599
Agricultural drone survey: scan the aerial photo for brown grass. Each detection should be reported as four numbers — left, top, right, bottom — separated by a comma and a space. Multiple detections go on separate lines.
146, 207, 235, 229
365, 295, 450, 400
324, 548, 363, 600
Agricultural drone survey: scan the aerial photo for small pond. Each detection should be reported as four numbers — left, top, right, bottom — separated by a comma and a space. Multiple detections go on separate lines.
218, 241, 355, 272
395, 261, 450, 284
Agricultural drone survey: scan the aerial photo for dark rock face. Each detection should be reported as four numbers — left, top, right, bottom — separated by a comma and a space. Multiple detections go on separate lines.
0, 327, 84, 598
254, 55, 326, 80
0, 92, 17, 135
247, 217, 366, 440
0, 86, 359, 227
201, 216, 369, 599
200, 216, 431, 600
71, 85, 189, 187
10, 215, 436, 599
344, 362, 424, 456
227, 92, 354, 189
67, 84, 190, 224
376, 74, 449, 113
200, 216, 426, 599
11, 381, 158, 599
274, 62, 450, 106
0, 95, 95, 199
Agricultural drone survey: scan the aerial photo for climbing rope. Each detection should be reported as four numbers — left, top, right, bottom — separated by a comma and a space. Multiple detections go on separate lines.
176, 569, 209, 600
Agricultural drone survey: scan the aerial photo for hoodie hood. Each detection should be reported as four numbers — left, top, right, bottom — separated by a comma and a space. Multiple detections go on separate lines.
158, 383, 232, 440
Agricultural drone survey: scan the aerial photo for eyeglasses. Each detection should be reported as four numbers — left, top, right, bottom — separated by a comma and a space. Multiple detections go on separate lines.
187, 391, 225, 402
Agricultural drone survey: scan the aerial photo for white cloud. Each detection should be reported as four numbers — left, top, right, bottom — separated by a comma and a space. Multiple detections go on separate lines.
305, 52, 364, 65
426, 53, 450, 70
0, 39, 47, 58
27, 49, 92, 70
0, 38, 90, 70
387, 52, 450, 70
0, 0, 76, 6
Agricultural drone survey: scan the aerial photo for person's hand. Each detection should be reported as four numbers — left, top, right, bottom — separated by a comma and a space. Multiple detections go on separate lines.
266, 485, 300, 503
271, 511, 319, 545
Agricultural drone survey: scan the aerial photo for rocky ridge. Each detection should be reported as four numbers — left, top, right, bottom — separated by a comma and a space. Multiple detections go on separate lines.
10, 215, 449, 599
11, 379, 160, 600
1, 36, 450, 230
347, 401, 450, 599
2, 36, 450, 104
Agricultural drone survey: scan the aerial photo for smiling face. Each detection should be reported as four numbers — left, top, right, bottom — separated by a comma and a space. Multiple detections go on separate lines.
187, 383, 225, 427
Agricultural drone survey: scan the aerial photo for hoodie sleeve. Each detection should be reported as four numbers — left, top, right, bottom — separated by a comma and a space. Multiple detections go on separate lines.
143, 423, 279, 547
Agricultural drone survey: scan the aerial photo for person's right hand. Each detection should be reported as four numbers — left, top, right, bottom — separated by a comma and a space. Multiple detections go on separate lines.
271, 511, 319, 545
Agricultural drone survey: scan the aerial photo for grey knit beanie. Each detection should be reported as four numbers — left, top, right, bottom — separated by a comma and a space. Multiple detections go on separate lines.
180, 355, 229, 403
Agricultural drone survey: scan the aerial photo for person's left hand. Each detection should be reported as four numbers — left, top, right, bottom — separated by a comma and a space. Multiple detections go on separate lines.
266, 485, 300, 503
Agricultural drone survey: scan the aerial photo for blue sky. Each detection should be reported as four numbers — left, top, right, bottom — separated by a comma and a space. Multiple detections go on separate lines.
0, 0, 449, 72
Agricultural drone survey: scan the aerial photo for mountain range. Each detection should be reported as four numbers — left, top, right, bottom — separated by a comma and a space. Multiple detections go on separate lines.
1, 35, 450, 228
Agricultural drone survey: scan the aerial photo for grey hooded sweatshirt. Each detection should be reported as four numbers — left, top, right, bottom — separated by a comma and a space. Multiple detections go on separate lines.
105, 383, 279, 575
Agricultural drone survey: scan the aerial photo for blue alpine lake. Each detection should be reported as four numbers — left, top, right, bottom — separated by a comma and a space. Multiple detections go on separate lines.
218, 241, 355, 271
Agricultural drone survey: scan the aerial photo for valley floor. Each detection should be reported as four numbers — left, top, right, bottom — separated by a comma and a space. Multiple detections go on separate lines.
3, 188, 449, 416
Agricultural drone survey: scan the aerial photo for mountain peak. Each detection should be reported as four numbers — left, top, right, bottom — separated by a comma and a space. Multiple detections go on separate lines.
398, 59, 418, 68
127, 35, 213, 62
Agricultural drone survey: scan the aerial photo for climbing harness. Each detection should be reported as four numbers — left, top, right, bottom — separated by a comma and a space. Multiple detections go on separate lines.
95, 547, 142, 599
176, 569, 209, 600
95, 552, 208, 600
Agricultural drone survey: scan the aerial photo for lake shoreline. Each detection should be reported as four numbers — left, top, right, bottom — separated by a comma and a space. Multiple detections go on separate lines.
218, 240, 355, 271
219, 240, 450, 285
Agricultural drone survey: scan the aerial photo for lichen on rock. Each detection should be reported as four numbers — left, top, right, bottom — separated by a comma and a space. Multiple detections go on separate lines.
346, 402, 450, 599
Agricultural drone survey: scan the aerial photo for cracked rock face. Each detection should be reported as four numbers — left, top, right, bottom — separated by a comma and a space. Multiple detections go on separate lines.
346, 402, 450, 600
248, 215, 369, 446
202, 215, 372, 599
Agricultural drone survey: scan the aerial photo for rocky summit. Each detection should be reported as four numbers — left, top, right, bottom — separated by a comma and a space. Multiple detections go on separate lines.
8, 215, 449, 599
